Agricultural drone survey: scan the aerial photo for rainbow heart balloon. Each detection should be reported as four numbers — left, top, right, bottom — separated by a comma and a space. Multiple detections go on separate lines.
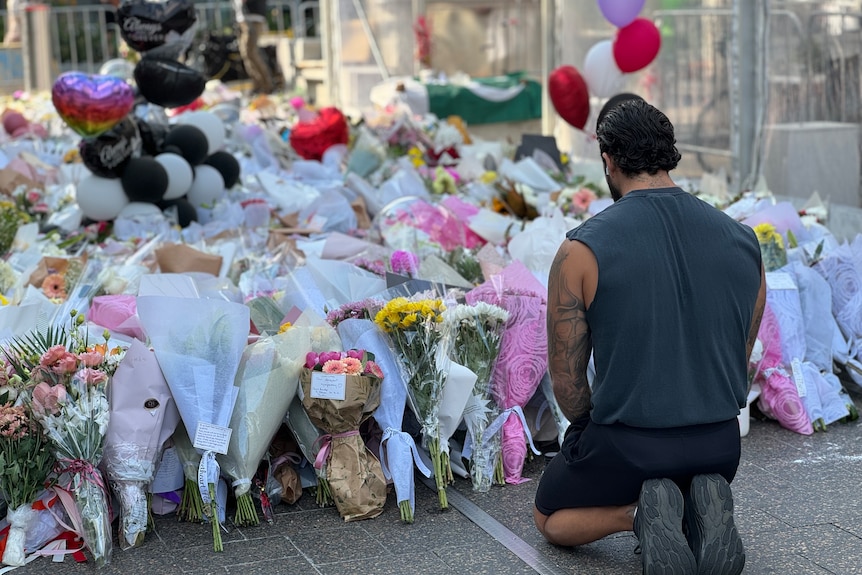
52, 72, 135, 138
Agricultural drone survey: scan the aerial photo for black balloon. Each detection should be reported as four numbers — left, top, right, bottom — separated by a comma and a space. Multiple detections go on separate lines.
204, 151, 241, 188
121, 157, 169, 203
164, 125, 209, 166
117, 0, 196, 53
79, 117, 141, 178
136, 118, 169, 156
133, 58, 205, 109
158, 197, 197, 227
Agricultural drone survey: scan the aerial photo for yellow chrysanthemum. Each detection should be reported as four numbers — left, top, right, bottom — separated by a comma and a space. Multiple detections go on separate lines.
479, 171, 497, 185
752, 222, 784, 249
278, 322, 292, 334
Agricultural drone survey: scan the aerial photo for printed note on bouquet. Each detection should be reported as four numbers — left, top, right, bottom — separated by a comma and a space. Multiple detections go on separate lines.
150, 447, 185, 493
766, 272, 796, 291
310, 372, 347, 401
193, 422, 233, 455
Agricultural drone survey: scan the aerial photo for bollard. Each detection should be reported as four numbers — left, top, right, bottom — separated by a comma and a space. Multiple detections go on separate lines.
21, 3, 52, 92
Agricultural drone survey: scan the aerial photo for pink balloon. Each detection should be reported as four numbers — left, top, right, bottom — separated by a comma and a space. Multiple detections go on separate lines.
598, 0, 646, 28
613, 17, 662, 73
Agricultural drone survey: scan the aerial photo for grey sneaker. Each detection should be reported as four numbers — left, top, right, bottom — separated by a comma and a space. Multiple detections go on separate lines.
685, 474, 745, 575
635, 478, 697, 575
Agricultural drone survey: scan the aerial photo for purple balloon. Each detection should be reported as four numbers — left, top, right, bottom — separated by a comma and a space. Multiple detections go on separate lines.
597, 0, 645, 28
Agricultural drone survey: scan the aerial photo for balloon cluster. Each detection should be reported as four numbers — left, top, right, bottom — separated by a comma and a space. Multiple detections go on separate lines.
549, 0, 661, 130
51, 0, 239, 225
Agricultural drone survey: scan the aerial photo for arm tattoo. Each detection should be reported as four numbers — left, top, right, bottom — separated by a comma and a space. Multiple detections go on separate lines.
547, 246, 593, 423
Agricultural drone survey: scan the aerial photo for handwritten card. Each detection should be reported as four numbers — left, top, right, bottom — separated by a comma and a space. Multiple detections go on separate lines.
150, 446, 184, 493
766, 272, 797, 291
310, 372, 346, 401
193, 421, 232, 455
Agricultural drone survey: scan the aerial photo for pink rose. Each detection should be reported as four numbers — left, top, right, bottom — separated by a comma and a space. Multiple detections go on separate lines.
364, 360, 384, 379
77, 351, 104, 367
25, 189, 41, 204
31, 382, 66, 416
346, 349, 364, 360
76, 368, 108, 386
51, 353, 78, 375
318, 351, 342, 365
40, 345, 68, 367
305, 352, 320, 369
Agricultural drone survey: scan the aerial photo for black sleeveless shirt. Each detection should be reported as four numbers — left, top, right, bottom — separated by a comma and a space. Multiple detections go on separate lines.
566, 187, 762, 428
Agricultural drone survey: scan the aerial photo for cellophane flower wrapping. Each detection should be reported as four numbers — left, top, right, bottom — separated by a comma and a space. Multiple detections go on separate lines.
374, 295, 454, 509
31, 369, 113, 567
102, 339, 180, 550
6, 316, 125, 569
335, 317, 431, 523
753, 222, 788, 272
299, 350, 386, 521
135, 296, 250, 552
442, 302, 509, 492
0, 395, 54, 566
754, 303, 813, 435
217, 329, 305, 527
467, 262, 546, 484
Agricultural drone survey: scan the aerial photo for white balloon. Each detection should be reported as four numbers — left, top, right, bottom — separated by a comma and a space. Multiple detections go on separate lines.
583, 40, 625, 98
118, 202, 164, 219
176, 111, 225, 156
155, 152, 194, 200
76, 175, 129, 221
186, 164, 225, 208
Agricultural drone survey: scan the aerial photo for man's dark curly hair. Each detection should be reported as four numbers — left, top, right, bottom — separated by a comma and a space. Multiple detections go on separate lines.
596, 99, 682, 177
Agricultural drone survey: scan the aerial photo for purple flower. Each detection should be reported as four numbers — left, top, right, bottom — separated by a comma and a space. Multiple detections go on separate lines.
305, 352, 319, 369
346, 349, 364, 360
390, 250, 420, 277
318, 351, 342, 365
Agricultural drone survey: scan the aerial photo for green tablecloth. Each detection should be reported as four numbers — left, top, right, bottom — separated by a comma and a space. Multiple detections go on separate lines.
425, 72, 542, 125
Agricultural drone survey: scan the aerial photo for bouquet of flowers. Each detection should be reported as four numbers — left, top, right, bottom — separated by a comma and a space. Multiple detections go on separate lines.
136, 296, 249, 552
217, 330, 304, 527
0, 390, 54, 566
753, 222, 788, 272
299, 350, 386, 522
374, 296, 454, 509
467, 263, 545, 485
335, 317, 431, 523
5, 312, 124, 567
102, 339, 180, 550
442, 302, 509, 492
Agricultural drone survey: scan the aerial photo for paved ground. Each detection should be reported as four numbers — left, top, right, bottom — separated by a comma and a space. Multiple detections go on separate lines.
15, 392, 862, 575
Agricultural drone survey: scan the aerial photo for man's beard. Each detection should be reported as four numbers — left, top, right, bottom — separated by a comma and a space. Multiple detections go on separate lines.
607, 176, 622, 202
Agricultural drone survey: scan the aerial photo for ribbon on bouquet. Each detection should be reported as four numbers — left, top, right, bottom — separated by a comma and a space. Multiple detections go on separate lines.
312, 430, 360, 471
54, 458, 114, 524
197, 450, 221, 517
0, 495, 86, 565
461, 406, 541, 483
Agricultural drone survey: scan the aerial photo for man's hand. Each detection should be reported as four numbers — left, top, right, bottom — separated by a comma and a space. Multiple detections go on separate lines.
546, 239, 595, 423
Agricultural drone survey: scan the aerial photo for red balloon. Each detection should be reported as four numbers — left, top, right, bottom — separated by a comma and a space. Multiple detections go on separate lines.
613, 18, 662, 73
548, 66, 590, 130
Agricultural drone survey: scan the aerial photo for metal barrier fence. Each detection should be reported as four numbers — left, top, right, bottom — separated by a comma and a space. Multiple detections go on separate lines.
0, 0, 318, 92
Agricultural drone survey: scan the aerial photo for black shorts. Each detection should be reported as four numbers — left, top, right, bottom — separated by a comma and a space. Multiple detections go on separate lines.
534, 417, 741, 515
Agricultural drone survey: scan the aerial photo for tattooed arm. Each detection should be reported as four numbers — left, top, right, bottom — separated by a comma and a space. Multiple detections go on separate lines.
746, 262, 767, 393
546, 239, 595, 423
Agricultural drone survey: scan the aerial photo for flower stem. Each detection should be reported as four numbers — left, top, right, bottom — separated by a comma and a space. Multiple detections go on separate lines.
179, 478, 203, 522
316, 477, 333, 507
398, 500, 414, 524
233, 492, 259, 527
494, 455, 505, 486
208, 483, 223, 552
428, 436, 448, 510
146, 492, 155, 532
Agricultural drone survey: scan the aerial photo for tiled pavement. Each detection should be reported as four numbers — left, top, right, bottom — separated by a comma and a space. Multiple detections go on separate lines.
16, 392, 862, 575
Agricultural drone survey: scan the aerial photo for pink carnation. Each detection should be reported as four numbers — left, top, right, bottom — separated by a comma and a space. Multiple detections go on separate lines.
40, 345, 68, 367
51, 353, 78, 375
305, 352, 320, 369
31, 382, 66, 416
76, 368, 108, 386
322, 360, 345, 374
343, 357, 362, 375
77, 351, 104, 367
390, 250, 420, 277
572, 189, 598, 214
